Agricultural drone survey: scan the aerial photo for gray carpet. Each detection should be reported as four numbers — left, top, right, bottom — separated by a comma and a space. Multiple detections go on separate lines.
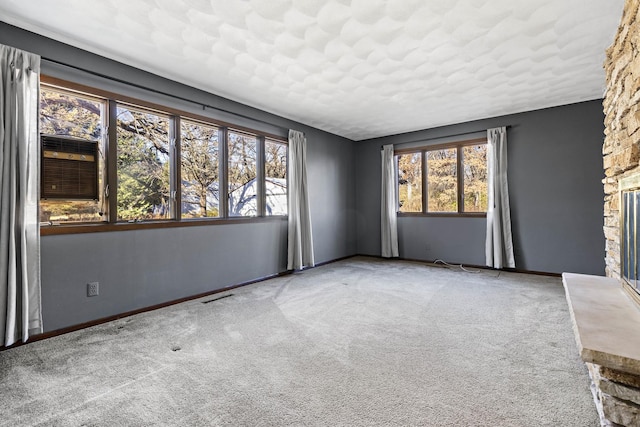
0, 257, 598, 426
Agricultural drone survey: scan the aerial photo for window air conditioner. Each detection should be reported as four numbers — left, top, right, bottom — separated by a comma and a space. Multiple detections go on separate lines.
41, 135, 98, 200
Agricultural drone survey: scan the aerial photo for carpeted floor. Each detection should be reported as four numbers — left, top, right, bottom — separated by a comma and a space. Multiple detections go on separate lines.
0, 257, 598, 426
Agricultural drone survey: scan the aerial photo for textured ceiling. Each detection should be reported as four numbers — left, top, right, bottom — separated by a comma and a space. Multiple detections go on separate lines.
0, 0, 624, 141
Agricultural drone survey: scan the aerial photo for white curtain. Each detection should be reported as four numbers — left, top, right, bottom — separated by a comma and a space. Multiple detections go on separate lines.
287, 129, 314, 270
381, 144, 398, 257
485, 127, 515, 269
0, 44, 42, 347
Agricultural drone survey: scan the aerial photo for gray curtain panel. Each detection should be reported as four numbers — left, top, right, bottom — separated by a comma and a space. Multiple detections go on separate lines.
0, 43, 42, 346
485, 126, 515, 269
287, 129, 314, 270
380, 144, 398, 258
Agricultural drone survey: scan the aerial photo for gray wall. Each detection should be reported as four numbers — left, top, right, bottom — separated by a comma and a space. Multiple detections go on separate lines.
355, 100, 606, 275
1, 23, 356, 332
1, 21, 606, 333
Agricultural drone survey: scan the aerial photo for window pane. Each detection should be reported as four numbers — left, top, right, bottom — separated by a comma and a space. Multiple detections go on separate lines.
265, 139, 287, 216
463, 144, 488, 212
397, 152, 422, 213
116, 105, 172, 221
427, 148, 457, 212
40, 86, 104, 140
181, 120, 219, 218
228, 131, 257, 217
39, 86, 106, 224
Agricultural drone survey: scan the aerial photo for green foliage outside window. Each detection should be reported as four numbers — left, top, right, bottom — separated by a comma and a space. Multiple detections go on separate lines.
116, 106, 171, 221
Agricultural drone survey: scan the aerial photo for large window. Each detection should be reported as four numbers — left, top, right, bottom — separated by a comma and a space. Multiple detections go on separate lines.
39, 80, 288, 228
396, 139, 487, 215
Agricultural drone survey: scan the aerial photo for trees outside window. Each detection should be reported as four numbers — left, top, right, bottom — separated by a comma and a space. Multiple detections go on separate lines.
40, 80, 288, 227
397, 152, 422, 213
265, 139, 287, 216
396, 140, 487, 215
228, 131, 258, 217
116, 105, 172, 221
427, 148, 457, 213
181, 120, 220, 218
39, 86, 106, 223
462, 144, 488, 212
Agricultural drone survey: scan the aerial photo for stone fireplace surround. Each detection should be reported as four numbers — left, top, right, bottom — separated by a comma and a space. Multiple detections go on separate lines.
563, 1, 640, 426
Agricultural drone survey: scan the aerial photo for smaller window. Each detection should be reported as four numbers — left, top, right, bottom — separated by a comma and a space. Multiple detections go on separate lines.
265, 139, 288, 216
396, 139, 487, 215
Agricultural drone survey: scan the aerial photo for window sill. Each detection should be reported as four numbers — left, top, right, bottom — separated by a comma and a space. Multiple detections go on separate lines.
40, 216, 287, 236
398, 212, 487, 218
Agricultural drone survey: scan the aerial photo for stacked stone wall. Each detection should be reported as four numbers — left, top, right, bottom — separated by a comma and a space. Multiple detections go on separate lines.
597, 1, 640, 425
604, 0, 640, 277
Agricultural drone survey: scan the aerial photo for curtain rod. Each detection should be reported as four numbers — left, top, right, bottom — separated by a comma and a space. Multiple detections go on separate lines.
380, 125, 512, 150
41, 57, 289, 133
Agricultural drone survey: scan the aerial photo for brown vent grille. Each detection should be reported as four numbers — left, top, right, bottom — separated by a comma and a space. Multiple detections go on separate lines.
41, 135, 98, 200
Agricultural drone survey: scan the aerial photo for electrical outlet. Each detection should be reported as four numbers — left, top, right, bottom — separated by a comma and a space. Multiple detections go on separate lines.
87, 282, 99, 297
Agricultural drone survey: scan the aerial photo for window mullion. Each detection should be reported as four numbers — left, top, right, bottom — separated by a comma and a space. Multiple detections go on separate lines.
394, 155, 400, 212
220, 127, 229, 218
457, 146, 464, 213
422, 151, 427, 213
173, 116, 181, 221
107, 99, 117, 224
257, 136, 266, 216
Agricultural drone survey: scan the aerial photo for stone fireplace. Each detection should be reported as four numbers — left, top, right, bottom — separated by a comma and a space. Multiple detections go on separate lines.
563, 1, 640, 426
604, 1, 640, 280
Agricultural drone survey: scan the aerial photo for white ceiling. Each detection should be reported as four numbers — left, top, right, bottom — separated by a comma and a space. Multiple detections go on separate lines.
0, 0, 625, 141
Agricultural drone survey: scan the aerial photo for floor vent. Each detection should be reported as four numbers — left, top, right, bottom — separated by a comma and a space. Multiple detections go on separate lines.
201, 294, 234, 304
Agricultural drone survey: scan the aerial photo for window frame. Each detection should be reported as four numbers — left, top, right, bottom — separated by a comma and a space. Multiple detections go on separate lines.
40, 76, 288, 235
114, 101, 175, 222
178, 117, 222, 220
39, 84, 108, 225
264, 138, 289, 217
227, 128, 260, 218
396, 150, 424, 214
395, 137, 488, 218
